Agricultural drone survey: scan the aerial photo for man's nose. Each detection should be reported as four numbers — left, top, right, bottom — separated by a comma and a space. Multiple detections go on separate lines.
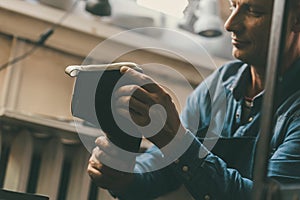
224, 9, 244, 33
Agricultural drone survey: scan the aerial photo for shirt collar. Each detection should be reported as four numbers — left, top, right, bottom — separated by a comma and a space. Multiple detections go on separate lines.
223, 58, 300, 102
224, 63, 251, 101
230, 58, 300, 101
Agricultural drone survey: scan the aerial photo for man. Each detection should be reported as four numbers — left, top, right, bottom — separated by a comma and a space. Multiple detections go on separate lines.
87, 0, 300, 199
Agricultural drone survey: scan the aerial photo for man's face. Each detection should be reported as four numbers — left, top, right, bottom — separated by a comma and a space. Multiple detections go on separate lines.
224, 0, 274, 68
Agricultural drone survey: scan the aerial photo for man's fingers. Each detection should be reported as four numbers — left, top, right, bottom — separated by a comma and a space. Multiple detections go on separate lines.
93, 137, 136, 169
87, 163, 101, 177
120, 66, 163, 93
87, 164, 120, 190
115, 95, 150, 116
114, 84, 153, 104
116, 106, 151, 127
88, 159, 134, 191
90, 145, 133, 177
115, 85, 155, 105
94, 136, 120, 158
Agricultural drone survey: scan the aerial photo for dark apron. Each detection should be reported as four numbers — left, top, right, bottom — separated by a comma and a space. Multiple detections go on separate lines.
199, 137, 257, 179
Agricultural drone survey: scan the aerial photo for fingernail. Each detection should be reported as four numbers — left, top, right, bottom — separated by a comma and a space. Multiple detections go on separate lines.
120, 66, 131, 74
95, 136, 105, 145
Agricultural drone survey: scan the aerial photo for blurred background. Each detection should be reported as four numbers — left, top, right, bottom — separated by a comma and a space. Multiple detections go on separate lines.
0, 0, 233, 199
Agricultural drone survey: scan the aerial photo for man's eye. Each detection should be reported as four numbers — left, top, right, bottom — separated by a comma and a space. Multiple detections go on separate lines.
247, 6, 264, 17
248, 9, 263, 17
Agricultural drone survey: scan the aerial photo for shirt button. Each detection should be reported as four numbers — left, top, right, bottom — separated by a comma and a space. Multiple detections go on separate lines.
248, 117, 253, 122
182, 166, 189, 172
204, 194, 211, 200
236, 113, 240, 119
174, 159, 180, 164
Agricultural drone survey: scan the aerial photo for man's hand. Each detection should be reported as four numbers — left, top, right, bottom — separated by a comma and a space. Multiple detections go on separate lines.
114, 66, 183, 148
87, 136, 135, 192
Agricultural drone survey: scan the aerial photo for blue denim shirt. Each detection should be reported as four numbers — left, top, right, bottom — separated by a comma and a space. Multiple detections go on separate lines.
114, 59, 300, 200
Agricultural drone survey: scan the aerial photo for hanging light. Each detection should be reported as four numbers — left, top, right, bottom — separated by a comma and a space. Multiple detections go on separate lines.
193, 0, 223, 37
179, 0, 223, 38
85, 0, 112, 16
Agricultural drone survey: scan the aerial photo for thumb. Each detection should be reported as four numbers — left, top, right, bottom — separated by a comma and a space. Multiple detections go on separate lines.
120, 66, 131, 74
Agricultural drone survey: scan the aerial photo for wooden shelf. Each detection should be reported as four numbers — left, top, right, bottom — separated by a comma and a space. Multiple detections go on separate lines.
0, 108, 101, 139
